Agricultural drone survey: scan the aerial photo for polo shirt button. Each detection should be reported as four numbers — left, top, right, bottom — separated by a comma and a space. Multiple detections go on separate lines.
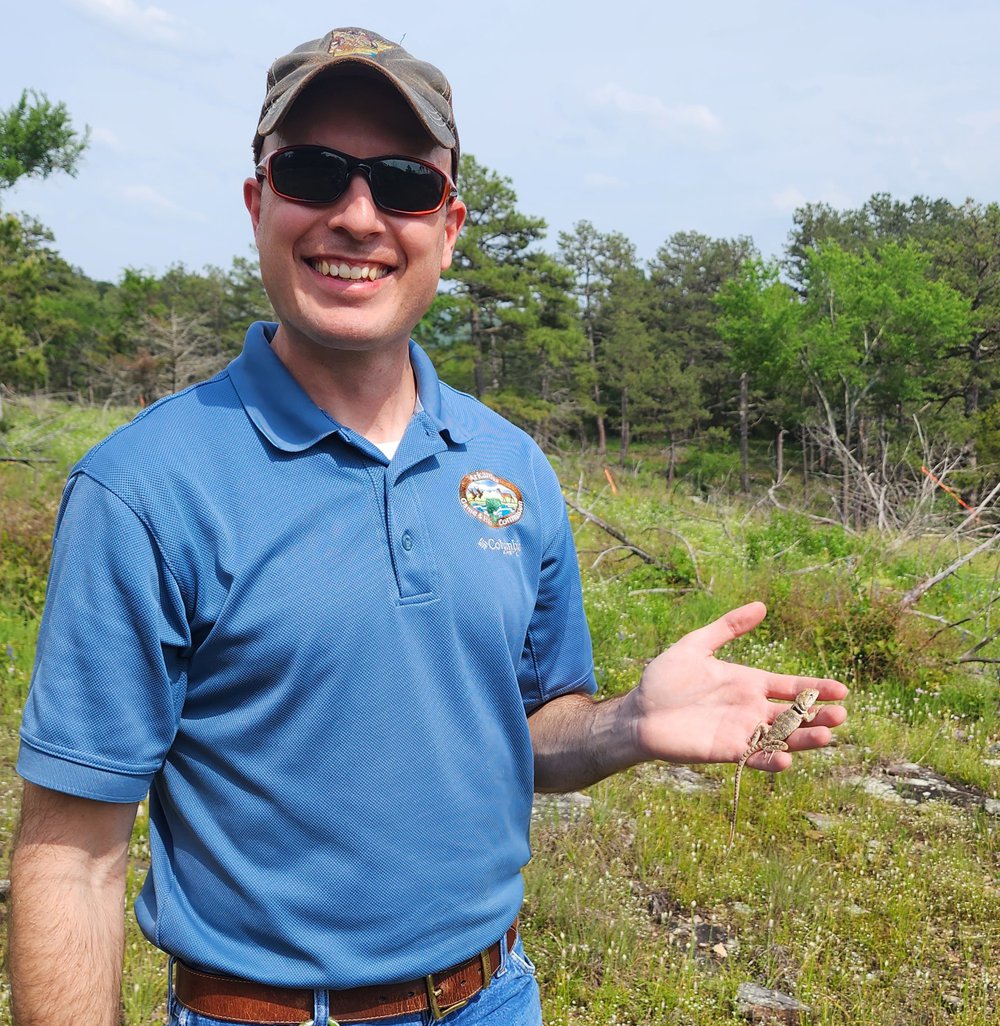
401, 532, 414, 551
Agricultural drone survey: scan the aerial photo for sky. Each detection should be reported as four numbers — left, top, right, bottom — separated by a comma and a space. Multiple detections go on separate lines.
5, 1, 1000, 283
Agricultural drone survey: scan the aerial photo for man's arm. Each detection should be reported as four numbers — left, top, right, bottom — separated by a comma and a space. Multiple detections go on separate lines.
529, 602, 848, 793
9, 782, 139, 1026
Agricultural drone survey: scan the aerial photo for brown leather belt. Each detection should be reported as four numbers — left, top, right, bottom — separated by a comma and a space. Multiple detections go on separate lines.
173, 922, 518, 1024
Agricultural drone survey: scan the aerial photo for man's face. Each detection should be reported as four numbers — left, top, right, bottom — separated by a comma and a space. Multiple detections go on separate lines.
244, 76, 466, 359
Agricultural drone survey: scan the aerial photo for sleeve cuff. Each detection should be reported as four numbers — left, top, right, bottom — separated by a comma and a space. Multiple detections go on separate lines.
16, 738, 152, 803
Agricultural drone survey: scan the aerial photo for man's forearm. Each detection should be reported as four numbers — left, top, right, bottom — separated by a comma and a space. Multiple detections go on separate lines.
10, 853, 127, 1025
9, 785, 136, 1026
528, 692, 644, 793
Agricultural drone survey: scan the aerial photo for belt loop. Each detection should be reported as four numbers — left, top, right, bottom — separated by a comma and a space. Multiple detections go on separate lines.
312, 986, 328, 1026
497, 927, 511, 976
167, 957, 178, 1018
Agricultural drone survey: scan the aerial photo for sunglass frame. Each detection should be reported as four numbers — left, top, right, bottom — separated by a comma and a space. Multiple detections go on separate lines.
255, 145, 456, 216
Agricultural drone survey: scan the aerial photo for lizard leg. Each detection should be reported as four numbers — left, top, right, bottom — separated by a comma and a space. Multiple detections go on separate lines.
746, 723, 767, 748
761, 739, 790, 764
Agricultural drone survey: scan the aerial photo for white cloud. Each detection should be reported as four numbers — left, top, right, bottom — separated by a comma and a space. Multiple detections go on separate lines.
771, 184, 855, 215
959, 109, 1000, 134
124, 185, 205, 221
69, 0, 183, 46
591, 83, 723, 135
771, 186, 808, 213
91, 125, 122, 148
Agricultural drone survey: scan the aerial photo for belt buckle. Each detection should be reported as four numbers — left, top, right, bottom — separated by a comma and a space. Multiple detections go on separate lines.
425, 949, 493, 1020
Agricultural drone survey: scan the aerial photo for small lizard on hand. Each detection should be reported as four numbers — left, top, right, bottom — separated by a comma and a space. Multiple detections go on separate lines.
728, 688, 819, 847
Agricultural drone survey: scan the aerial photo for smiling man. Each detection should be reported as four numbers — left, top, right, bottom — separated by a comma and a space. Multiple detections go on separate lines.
9, 27, 846, 1026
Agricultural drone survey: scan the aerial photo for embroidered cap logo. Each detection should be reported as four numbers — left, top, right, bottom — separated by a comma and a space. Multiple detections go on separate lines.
326, 28, 397, 58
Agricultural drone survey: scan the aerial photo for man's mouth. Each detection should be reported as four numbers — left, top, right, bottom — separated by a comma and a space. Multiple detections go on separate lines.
309, 259, 390, 281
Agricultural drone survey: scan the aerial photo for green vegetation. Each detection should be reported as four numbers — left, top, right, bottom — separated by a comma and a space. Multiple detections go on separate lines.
1, 401, 997, 1025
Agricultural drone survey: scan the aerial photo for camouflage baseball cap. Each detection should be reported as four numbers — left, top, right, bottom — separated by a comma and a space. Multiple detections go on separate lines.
253, 27, 459, 175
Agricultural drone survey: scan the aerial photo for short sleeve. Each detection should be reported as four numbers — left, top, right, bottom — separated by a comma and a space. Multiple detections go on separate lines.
516, 473, 596, 713
17, 472, 190, 802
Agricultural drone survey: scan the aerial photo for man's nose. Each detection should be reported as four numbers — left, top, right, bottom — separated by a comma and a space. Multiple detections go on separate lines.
325, 171, 384, 235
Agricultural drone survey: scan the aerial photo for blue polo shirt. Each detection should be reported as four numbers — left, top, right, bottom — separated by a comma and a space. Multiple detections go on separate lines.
17, 322, 596, 988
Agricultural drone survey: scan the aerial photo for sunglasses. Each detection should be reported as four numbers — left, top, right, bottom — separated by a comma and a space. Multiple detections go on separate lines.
255, 145, 456, 216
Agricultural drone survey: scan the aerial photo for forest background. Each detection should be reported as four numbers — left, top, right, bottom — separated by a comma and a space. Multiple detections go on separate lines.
1, 89, 999, 524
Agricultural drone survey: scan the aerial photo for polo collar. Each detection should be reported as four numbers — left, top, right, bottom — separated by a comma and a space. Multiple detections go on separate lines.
228, 322, 469, 453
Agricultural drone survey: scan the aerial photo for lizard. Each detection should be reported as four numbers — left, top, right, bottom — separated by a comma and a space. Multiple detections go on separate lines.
728, 688, 819, 847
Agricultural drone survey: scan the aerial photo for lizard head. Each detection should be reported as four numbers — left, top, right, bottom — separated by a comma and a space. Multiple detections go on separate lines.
795, 688, 820, 710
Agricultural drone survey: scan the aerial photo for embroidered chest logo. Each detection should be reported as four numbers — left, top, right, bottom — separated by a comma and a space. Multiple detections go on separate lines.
459, 471, 524, 529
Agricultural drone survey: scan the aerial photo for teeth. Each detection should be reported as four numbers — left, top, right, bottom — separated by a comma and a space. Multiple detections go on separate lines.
312, 260, 386, 281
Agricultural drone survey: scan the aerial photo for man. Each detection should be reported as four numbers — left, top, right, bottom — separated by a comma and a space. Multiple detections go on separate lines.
9, 27, 847, 1026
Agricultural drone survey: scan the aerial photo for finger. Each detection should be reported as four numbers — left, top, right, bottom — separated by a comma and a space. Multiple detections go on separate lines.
779, 724, 838, 753
758, 674, 849, 703
743, 750, 793, 772
681, 601, 767, 655
742, 724, 839, 769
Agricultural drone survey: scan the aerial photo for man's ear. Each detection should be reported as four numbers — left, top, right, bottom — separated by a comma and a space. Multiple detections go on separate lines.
244, 177, 263, 234
440, 196, 467, 271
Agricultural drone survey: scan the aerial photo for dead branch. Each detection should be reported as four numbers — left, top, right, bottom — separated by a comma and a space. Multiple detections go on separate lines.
591, 544, 654, 570
628, 587, 699, 597
954, 478, 1000, 537
906, 609, 978, 642
787, 556, 857, 577
899, 531, 1000, 610
648, 527, 704, 589
957, 624, 1000, 663
767, 480, 857, 533
565, 497, 669, 571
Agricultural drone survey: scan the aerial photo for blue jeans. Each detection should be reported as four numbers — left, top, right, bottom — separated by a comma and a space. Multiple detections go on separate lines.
168, 935, 542, 1026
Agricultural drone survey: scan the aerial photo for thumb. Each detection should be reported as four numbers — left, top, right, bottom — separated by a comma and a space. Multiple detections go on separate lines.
681, 601, 767, 655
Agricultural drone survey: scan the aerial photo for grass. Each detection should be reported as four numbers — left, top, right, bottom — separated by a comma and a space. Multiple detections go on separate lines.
1, 400, 998, 1025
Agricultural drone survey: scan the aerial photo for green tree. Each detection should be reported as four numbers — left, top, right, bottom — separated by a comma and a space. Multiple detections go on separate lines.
599, 263, 655, 465
799, 241, 972, 524
925, 200, 1000, 423
494, 250, 588, 447
434, 155, 548, 400
978, 399, 1000, 476
557, 220, 637, 454
94, 258, 272, 403
716, 258, 803, 489
786, 193, 955, 285
0, 89, 89, 192
0, 213, 48, 391
785, 194, 1000, 491
647, 231, 758, 432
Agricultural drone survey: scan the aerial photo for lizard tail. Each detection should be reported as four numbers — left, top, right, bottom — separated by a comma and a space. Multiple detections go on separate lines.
728, 759, 748, 847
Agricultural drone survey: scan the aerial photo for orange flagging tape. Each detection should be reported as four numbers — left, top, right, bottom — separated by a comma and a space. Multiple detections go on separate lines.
921, 465, 974, 511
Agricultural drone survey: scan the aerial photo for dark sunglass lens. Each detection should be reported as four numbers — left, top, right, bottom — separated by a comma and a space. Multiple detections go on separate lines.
371, 159, 446, 212
270, 148, 348, 202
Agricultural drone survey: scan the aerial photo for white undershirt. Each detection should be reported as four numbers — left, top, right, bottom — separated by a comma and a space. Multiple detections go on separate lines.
372, 438, 401, 459
369, 395, 423, 461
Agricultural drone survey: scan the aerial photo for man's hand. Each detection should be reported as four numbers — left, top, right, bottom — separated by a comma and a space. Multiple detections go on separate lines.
9, 783, 138, 1026
623, 601, 847, 770
529, 601, 847, 792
